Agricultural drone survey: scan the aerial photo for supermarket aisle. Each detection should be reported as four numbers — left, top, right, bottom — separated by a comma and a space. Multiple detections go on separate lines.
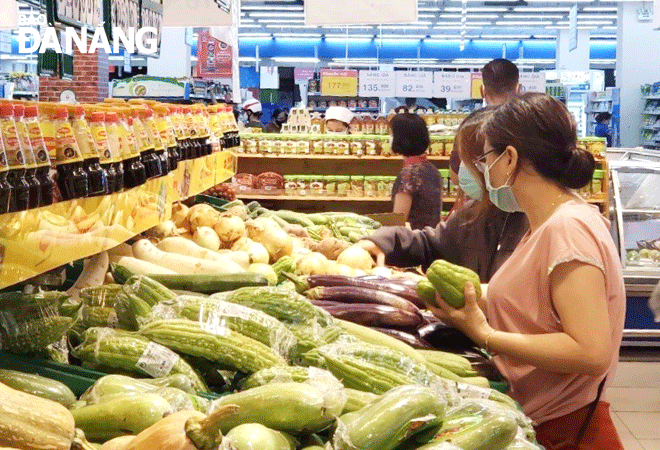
609, 358, 660, 450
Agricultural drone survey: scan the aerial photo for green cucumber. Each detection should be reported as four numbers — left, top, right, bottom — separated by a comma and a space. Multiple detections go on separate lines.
144, 273, 268, 295
419, 414, 518, 450
0, 368, 76, 407
274, 210, 315, 227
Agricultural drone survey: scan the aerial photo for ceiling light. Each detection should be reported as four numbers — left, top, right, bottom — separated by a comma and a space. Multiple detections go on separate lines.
495, 21, 554, 26
590, 35, 616, 39
513, 7, 570, 12
502, 14, 564, 19
533, 34, 556, 39
419, 14, 436, 19
272, 33, 322, 38
242, 5, 302, 10
577, 26, 597, 29
249, 12, 302, 17
259, 19, 304, 23
324, 35, 374, 40
480, 34, 530, 39
582, 7, 618, 12
271, 56, 320, 62
240, 33, 271, 38
379, 34, 426, 39
578, 20, 614, 25
446, 7, 508, 12
418, 7, 440, 12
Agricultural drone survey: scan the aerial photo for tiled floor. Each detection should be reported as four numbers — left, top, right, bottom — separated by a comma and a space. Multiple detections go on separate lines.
609, 359, 660, 450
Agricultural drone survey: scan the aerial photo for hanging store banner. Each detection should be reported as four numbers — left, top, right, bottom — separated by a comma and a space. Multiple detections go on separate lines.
395, 71, 433, 98
359, 71, 396, 98
305, 0, 416, 26
433, 72, 472, 99
196, 30, 233, 79
53, 0, 103, 29
163, 0, 232, 27
519, 72, 546, 94
0, 0, 18, 29
321, 69, 358, 97
294, 68, 315, 82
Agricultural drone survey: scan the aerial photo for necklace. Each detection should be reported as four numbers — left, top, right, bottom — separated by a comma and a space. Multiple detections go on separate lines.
496, 213, 510, 252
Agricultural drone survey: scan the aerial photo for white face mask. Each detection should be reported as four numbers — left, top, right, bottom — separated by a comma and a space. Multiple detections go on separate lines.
483, 152, 523, 213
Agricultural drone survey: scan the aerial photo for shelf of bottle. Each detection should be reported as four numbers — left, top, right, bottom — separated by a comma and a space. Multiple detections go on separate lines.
0, 152, 236, 289
236, 153, 450, 161
238, 192, 458, 203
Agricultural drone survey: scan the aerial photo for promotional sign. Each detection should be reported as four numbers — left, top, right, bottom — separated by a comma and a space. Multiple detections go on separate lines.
294, 68, 315, 82
111, 75, 188, 97
359, 71, 396, 97
471, 73, 484, 99
519, 72, 546, 94
395, 71, 433, 98
163, 0, 232, 27
305, 0, 416, 26
53, 0, 103, 29
196, 30, 233, 79
321, 69, 358, 97
433, 72, 472, 99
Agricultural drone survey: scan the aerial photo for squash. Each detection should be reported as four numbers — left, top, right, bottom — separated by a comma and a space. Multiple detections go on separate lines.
125, 404, 239, 450
98, 436, 136, 450
0, 381, 76, 450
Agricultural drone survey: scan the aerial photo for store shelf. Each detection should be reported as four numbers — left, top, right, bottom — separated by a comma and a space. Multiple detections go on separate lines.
238, 193, 458, 203
311, 107, 380, 113
237, 153, 450, 161
586, 198, 608, 204
642, 110, 660, 115
12, 90, 38, 96
0, 151, 236, 289
644, 95, 660, 100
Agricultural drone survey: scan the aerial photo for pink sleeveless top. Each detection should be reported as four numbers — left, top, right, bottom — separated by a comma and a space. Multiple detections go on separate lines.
487, 200, 626, 424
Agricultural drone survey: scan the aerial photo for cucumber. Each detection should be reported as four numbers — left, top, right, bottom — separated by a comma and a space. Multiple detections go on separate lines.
111, 263, 136, 284
274, 210, 315, 227
306, 213, 330, 225
246, 201, 262, 212
0, 369, 76, 407
144, 273, 269, 295
421, 414, 518, 450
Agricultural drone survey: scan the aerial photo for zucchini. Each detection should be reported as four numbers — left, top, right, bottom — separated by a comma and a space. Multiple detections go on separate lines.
246, 201, 262, 212
111, 263, 136, 285
0, 369, 76, 407
145, 273, 268, 295
306, 213, 330, 225
224, 423, 296, 450
419, 414, 518, 450
274, 210, 315, 227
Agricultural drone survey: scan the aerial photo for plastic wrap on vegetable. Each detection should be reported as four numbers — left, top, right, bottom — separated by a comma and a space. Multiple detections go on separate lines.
447, 398, 536, 442
148, 295, 298, 360
221, 423, 297, 450
0, 291, 73, 353
333, 385, 447, 450
74, 327, 209, 393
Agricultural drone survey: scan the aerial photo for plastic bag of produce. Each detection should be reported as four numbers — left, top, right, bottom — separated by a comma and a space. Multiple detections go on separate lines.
0, 290, 73, 353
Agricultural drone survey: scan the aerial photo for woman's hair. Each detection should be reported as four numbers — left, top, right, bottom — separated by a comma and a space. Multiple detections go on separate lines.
595, 112, 611, 123
390, 113, 430, 157
483, 92, 595, 190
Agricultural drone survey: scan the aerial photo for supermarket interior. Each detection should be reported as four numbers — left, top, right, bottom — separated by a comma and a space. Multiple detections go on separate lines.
1, 0, 660, 449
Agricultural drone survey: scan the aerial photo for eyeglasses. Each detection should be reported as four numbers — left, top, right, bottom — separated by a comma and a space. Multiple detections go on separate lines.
473, 149, 498, 173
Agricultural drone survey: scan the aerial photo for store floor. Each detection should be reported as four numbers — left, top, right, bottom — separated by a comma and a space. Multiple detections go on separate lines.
609, 350, 660, 450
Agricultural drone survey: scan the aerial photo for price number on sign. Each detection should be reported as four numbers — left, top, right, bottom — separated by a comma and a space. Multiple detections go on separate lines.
362, 83, 379, 92
401, 84, 414, 92
436, 85, 452, 93
321, 73, 358, 97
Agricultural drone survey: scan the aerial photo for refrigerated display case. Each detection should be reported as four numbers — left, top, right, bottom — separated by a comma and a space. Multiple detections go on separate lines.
610, 155, 660, 345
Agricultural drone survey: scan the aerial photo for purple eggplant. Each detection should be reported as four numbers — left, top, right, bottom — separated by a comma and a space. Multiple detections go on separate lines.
307, 275, 425, 308
305, 286, 420, 315
373, 327, 433, 349
310, 300, 345, 308
318, 303, 423, 328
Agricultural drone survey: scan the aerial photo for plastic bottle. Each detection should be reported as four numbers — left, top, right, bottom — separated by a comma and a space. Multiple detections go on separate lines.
192, 104, 212, 156
71, 106, 107, 196
207, 105, 222, 151
116, 108, 146, 189
89, 111, 118, 194
24, 105, 54, 206
131, 107, 161, 178
182, 106, 202, 159
13, 104, 42, 208
154, 105, 179, 172
0, 131, 12, 213
0, 104, 31, 211
140, 107, 168, 175
53, 106, 88, 200
169, 106, 191, 161
104, 112, 125, 192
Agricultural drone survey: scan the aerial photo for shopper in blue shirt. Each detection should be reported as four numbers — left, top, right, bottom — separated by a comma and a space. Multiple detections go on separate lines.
594, 112, 613, 147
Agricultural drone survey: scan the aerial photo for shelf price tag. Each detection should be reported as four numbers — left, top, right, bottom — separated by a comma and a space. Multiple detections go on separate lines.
321, 69, 358, 97
433, 72, 472, 99
395, 71, 434, 98
519, 72, 546, 93
359, 71, 396, 97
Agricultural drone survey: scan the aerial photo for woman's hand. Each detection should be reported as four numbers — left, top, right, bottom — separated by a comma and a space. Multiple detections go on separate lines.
427, 282, 493, 347
356, 240, 386, 266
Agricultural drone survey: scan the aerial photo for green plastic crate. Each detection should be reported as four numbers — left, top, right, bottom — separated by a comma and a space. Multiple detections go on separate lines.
195, 194, 229, 209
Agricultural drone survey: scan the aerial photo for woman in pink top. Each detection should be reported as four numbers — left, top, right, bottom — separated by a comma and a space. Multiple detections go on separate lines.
430, 93, 625, 450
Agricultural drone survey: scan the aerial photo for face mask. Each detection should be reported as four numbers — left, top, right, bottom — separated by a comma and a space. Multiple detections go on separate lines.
484, 152, 523, 213
458, 163, 482, 201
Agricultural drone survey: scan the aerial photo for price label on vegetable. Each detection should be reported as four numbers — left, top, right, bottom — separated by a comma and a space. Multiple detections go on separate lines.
433, 72, 472, 99
321, 69, 358, 97
395, 71, 434, 98
136, 342, 180, 378
359, 70, 396, 97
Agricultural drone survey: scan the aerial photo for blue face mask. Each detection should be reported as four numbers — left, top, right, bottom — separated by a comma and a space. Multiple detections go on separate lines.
458, 163, 482, 201
483, 152, 523, 213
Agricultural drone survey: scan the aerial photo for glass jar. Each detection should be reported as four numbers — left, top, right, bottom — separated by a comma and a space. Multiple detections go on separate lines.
364, 175, 378, 197
351, 175, 364, 197
310, 175, 324, 196
377, 176, 390, 198
284, 175, 297, 195
350, 136, 365, 157
444, 137, 454, 155
591, 169, 604, 197
297, 175, 309, 196
336, 136, 350, 156
379, 136, 392, 157
296, 136, 311, 155
364, 136, 378, 156
323, 135, 337, 155
260, 137, 275, 155
387, 176, 396, 196
337, 176, 350, 197
438, 169, 451, 195
325, 175, 337, 196
429, 136, 444, 156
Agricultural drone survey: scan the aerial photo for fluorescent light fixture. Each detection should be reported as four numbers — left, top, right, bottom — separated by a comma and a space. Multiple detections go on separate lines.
533, 34, 557, 39
418, 7, 440, 12
480, 34, 530, 39
502, 14, 564, 19
582, 7, 617, 12
379, 34, 426, 39
602, 26, 617, 30
242, 5, 302, 10
249, 12, 302, 17
272, 33, 322, 38
259, 19, 305, 23
271, 57, 320, 63
270, 25, 321, 29
513, 7, 570, 12
440, 14, 463, 19
240, 33, 271, 38
324, 35, 374, 40
381, 25, 431, 29
445, 7, 508, 12
393, 58, 439, 63
238, 57, 258, 62
590, 35, 616, 39
578, 21, 614, 25
435, 24, 490, 29
419, 14, 436, 19
495, 21, 554, 26
0, 55, 36, 60
577, 26, 598, 29
331, 58, 379, 63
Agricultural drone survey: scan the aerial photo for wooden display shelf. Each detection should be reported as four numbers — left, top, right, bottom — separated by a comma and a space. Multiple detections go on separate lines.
238, 192, 458, 203
236, 153, 450, 161
0, 152, 236, 289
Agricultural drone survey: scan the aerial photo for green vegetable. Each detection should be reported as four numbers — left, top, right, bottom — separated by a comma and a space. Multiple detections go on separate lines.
114, 291, 152, 331
0, 315, 73, 354
80, 284, 123, 307
343, 388, 379, 414
0, 368, 76, 407
426, 260, 482, 308
110, 263, 136, 284
272, 256, 297, 284
249, 263, 278, 286
224, 424, 296, 450
334, 385, 447, 450
418, 414, 518, 450
274, 210, 315, 227
240, 366, 339, 390
306, 214, 330, 225
143, 273, 268, 295
124, 275, 177, 306
139, 319, 287, 374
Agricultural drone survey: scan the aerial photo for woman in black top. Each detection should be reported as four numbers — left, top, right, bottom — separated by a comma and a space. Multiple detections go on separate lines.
390, 113, 443, 230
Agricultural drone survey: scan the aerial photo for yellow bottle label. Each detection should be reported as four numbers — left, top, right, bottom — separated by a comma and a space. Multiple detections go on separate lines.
91, 124, 113, 163
114, 122, 133, 159
15, 120, 37, 168
0, 137, 9, 171
1, 119, 27, 168
26, 119, 51, 167
121, 122, 140, 159
105, 123, 123, 163
134, 119, 153, 151
39, 119, 57, 160
146, 119, 164, 151
55, 121, 84, 164
72, 119, 100, 160
163, 117, 178, 148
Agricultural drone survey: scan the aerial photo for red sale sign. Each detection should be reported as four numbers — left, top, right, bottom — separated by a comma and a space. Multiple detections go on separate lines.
195, 31, 232, 79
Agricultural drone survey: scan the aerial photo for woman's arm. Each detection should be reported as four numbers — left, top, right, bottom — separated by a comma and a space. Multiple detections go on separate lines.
430, 261, 612, 377
393, 192, 413, 222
